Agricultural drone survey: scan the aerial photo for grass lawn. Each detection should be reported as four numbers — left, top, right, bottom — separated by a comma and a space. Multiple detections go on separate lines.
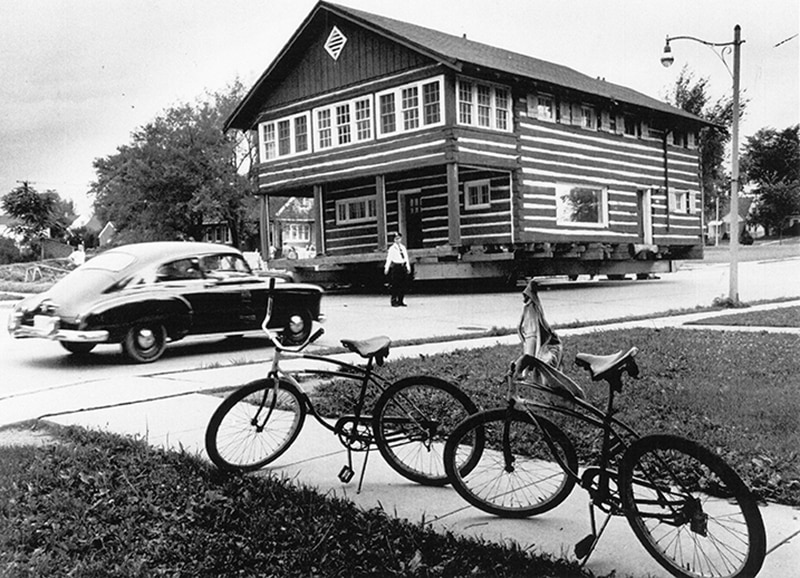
688, 305, 800, 328
0, 425, 590, 578
358, 327, 800, 507
0, 326, 797, 576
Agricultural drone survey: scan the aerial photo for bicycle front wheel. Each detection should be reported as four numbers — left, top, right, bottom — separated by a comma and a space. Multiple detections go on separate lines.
619, 435, 766, 578
444, 408, 577, 517
205, 378, 306, 472
373, 375, 479, 486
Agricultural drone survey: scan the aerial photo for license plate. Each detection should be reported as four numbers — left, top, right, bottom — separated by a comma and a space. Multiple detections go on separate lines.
33, 315, 59, 335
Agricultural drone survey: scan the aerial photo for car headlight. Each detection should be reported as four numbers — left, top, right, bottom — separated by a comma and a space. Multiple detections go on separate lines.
7, 310, 23, 333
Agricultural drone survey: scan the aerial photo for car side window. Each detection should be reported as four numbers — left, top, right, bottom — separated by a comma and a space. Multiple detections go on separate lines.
201, 254, 251, 278
156, 258, 202, 282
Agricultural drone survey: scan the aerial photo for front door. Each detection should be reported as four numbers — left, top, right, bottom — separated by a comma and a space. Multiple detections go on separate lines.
404, 193, 424, 249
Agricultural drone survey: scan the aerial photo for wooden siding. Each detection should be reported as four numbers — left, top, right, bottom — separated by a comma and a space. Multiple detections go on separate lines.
263, 17, 430, 110
257, 129, 450, 193
517, 102, 702, 246
323, 178, 379, 255
321, 166, 513, 256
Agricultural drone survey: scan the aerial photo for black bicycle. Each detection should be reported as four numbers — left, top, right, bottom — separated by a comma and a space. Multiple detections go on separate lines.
205, 284, 479, 490
443, 348, 766, 578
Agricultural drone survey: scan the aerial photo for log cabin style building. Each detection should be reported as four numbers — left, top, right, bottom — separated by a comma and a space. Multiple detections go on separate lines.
226, 1, 709, 284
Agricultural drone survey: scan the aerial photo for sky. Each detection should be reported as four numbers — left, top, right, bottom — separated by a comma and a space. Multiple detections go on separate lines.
1, 0, 797, 216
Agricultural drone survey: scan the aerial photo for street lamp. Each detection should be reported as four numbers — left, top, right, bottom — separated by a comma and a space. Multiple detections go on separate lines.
661, 25, 743, 304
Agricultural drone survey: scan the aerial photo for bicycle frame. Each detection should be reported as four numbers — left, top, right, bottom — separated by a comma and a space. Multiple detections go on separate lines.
505, 367, 642, 512
263, 345, 395, 438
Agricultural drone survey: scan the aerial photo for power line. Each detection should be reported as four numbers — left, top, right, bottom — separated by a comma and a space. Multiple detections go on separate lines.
774, 33, 798, 48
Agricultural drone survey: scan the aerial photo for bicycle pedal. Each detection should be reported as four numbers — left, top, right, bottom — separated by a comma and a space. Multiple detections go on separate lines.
338, 465, 354, 483
574, 534, 596, 559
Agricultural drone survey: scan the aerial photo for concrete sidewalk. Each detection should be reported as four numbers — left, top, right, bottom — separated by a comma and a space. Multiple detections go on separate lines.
5, 303, 800, 577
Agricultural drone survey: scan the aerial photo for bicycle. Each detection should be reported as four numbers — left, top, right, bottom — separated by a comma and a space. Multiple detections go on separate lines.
443, 348, 766, 578
205, 283, 479, 491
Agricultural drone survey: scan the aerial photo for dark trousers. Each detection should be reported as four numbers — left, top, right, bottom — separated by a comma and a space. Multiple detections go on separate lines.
388, 263, 408, 305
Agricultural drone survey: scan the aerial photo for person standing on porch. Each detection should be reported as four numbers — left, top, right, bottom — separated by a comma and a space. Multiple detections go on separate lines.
384, 233, 411, 307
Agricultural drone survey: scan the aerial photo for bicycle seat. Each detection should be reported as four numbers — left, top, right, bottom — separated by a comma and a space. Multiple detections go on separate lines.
575, 347, 639, 382
341, 336, 391, 365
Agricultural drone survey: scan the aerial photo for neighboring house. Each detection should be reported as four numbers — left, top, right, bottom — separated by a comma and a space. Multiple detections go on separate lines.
274, 197, 315, 259
225, 1, 710, 283
99, 222, 117, 246
201, 220, 233, 245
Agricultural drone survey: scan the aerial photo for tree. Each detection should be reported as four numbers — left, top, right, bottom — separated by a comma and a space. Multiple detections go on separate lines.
742, 125, 800, 236
91, 81, 259, 247
1, 184, 75, 256
741, 125, 799, 184
664, 66, 746, 221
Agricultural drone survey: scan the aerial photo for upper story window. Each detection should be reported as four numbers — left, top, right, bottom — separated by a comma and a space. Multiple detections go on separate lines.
335, 195, 377, 225
527, 93, 555, 122
464, 180, 491, 210
556, 184, 608, 228
457, 79, 512, 132
377, 76, 444, 138
314, 96, 373, 151
581, 105, 596, 130
259, 112, 311, 162
623, 115, 641, 138
672, 130, 696, 148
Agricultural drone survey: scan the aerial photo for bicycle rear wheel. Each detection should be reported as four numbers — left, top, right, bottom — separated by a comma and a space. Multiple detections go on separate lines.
444, 408, 577, 517
205, 378, 306, 472
373, 375, 479, 486
619, 435, 766, 578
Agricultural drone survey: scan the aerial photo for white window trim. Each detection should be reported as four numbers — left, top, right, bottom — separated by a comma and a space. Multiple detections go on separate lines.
669, 190, 697, 214
313, 96, 374, 151
376, 76, 444, 138
457, 78, 512, 132
464, 179, 492, 210
581, 104, 596, 131
258, 111, 311, 162
527, 93, 556, 122
555, 183, 609, 228
335, 195, 378, 225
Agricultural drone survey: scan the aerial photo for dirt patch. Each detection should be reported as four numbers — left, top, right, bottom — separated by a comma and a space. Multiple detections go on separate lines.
0, 426, 57, 447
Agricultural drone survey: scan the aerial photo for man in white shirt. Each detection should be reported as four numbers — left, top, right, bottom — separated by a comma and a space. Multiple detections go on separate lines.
383, 233, 411, 307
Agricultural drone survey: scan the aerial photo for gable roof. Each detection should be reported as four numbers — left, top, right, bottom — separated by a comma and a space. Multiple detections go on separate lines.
226, 1, 706, 131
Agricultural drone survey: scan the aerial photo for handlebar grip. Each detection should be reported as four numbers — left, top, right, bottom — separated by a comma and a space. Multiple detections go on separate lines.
308, 327, 325, 344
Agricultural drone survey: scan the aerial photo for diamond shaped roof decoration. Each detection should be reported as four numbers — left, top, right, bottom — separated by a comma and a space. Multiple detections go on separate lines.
324, 25, 347, 60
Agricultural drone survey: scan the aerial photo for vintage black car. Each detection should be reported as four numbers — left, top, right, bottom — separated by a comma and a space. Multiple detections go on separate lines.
7, 242, 324, 363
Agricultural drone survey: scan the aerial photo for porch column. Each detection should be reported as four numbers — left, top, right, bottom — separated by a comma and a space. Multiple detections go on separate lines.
259, 194, 270, 263
376, 175, 387, 250
446, 162, 461, 246
313, 184, 324, 255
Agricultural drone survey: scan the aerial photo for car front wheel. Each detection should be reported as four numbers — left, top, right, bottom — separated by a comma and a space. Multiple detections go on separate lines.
122, 322, 167, 363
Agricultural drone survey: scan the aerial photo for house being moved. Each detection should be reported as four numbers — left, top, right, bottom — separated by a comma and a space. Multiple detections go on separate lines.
226, 1, 709, 285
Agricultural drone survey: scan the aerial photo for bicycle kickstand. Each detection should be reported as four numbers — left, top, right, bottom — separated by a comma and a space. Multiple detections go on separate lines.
574, 501, 613, 565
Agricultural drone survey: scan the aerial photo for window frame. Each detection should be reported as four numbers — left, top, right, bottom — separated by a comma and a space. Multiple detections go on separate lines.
669, 190, 697, 214
555, 183, 609, 228
457, 78, 512, 132
258, 111, 311, 162
376, 76, 444, 138
464, 179, 492, 210
313, 95, 374, 151
335, 195, 378, 225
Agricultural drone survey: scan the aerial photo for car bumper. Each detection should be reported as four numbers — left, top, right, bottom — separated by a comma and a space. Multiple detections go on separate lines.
8, 315, 110, 343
